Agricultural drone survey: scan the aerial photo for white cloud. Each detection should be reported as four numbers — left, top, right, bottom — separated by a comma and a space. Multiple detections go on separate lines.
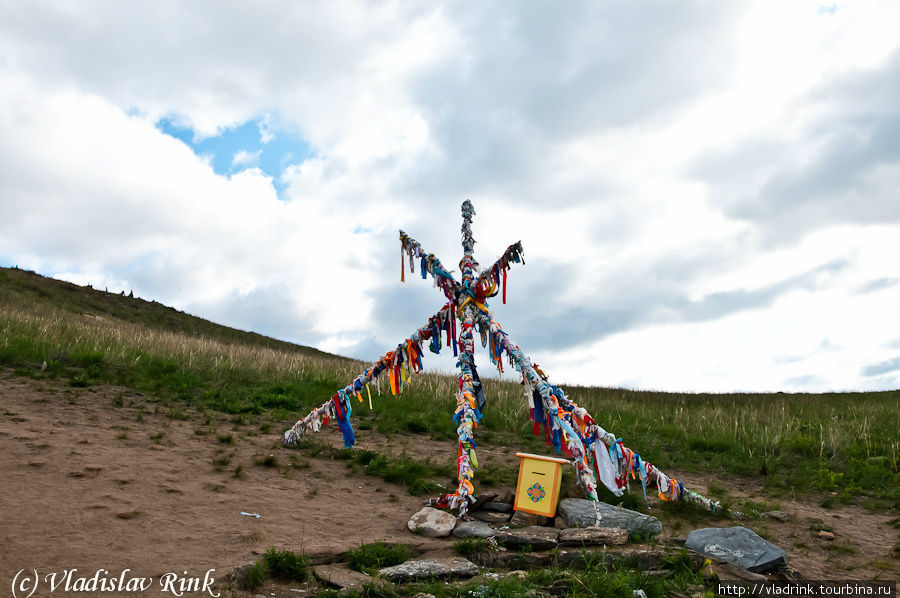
0, 1, 898, 392
232, 149, 261, 168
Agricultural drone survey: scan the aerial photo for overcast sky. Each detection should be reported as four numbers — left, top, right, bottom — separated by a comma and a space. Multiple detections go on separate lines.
2, 1, 898, 392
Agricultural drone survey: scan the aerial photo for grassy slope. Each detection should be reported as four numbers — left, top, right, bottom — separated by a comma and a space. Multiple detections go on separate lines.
1, 266, 898, 511
0, 266, 338, 357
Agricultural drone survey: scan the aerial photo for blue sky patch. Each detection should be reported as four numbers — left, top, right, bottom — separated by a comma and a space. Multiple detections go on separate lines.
156, 116, 312, 195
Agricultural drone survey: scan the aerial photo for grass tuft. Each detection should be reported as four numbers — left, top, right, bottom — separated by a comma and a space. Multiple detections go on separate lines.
262, 548, 309, 582
345, 541, 410, 574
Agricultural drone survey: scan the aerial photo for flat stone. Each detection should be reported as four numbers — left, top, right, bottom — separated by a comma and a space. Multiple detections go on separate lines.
558, 499, 662, 537
706, 560, 768, 582
303, 547, 346, 565
378, 558, 478, 583
313, 564, 382, 591
496, 526, 559, 551
408, 507, 457, 537
559, 527, 628, 546
685, 526, 786, 573
471, 493, 498, 511
556, 548, 667, 571
453, 520, 498, 539
469, 550, 555, 569
471, 511, 510, 524
509, 510, 552, 528
483, 502, 513, 513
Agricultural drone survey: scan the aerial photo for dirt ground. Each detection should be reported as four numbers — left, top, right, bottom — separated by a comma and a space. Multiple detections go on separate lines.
1, 371, 897, 597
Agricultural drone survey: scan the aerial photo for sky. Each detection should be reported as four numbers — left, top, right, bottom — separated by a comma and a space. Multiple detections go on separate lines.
1, 1, 898, 393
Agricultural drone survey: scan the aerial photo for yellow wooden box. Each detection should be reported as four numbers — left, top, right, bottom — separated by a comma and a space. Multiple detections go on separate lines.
513, 452, 570, 518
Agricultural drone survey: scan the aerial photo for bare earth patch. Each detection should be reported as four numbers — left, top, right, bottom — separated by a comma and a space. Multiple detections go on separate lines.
0, 373, 450, 595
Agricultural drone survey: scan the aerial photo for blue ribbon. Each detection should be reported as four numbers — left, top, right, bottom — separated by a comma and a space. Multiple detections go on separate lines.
335, 392, 355, 448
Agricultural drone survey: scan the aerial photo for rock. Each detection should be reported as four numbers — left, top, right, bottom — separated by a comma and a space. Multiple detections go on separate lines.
469, 550, 555, 569
556, 547, 666, 570
304, 547, 346, 565
408, 507, 457, 537
509, 510, 552, 528
548, 578, 572, 595
559, 527, 628, 546
452, 520, 497, 539
496, 487, 516, 504
471, 493, 498, 511
496, 526, 559, 551
483, 502, 513, 513
706, 560, 768, 582
471, 511, 510, 524
817, 530, 835, 540
764, 511, 789, 523
378, 558, 478, 583
558, 499, 662, 537
685, 526, 786, 573
313, 564, 382, 591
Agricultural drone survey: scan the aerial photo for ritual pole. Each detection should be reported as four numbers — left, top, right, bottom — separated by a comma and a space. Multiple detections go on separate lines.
449, 200, 481, 518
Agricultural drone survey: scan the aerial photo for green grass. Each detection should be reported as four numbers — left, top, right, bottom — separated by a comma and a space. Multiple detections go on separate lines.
453, 537, 490, 558
240, 562, 267, 592
1, 265, 898, 511
262, 548, 309, 582
235, 548, 309, 591
345, 541, 410, 574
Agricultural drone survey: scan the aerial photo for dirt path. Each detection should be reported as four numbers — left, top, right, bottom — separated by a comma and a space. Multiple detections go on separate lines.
1, 371, 897, 596
0, 373, 449, 595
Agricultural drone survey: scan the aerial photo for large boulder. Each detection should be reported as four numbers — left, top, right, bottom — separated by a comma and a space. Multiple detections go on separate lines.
378, 558, 478, 582
452, 520, 497, 539
686, 526, 786, 573
408, 507, 457, 538
558, 499, 662, 537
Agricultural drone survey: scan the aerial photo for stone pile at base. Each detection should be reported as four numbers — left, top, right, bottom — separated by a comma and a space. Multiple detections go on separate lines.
407, 497, 661, 543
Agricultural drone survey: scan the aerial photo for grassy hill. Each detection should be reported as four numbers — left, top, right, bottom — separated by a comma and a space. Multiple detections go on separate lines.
0, 266, 340, 357
1, 265, 898, 513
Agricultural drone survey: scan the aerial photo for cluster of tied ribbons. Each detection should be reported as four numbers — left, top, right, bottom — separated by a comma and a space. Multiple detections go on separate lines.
284, 213, 720, 518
